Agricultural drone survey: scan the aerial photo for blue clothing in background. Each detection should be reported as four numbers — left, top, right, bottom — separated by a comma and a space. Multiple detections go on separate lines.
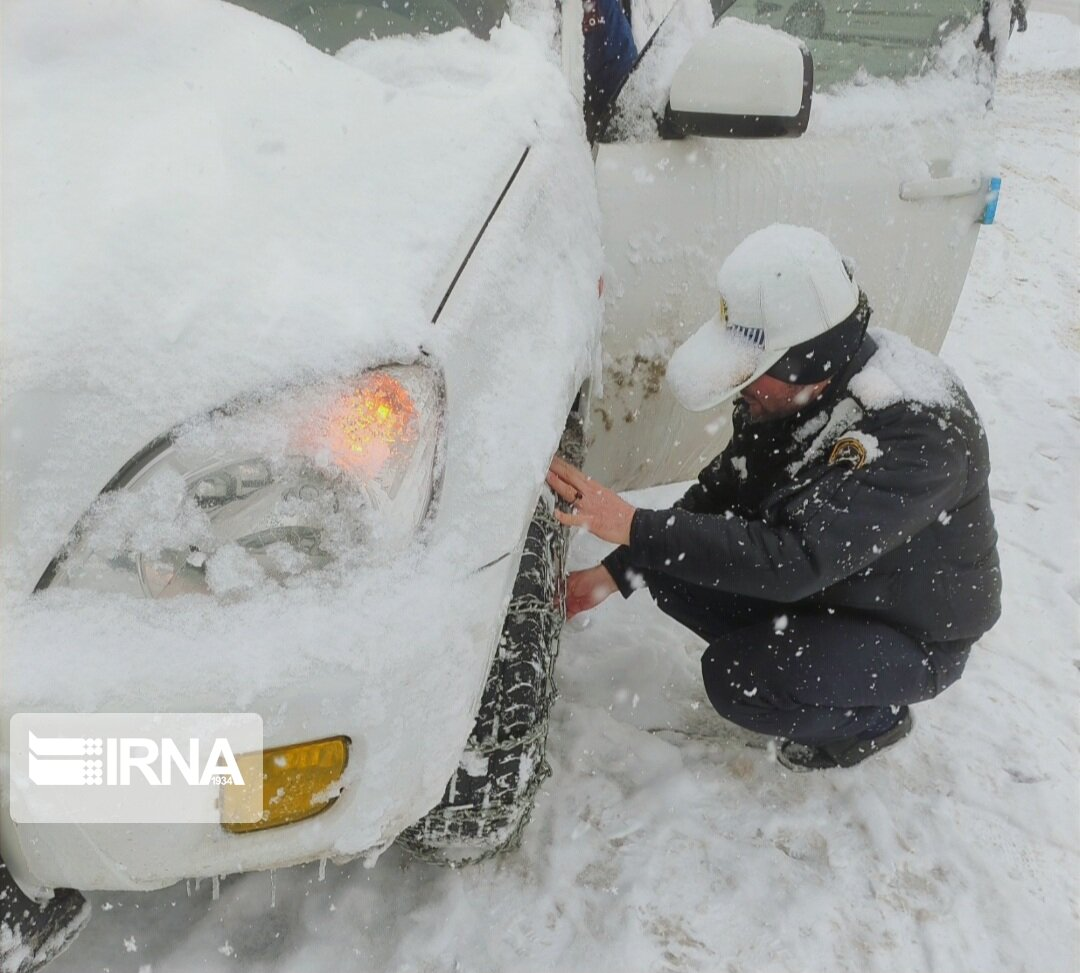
582, 0, 637, 138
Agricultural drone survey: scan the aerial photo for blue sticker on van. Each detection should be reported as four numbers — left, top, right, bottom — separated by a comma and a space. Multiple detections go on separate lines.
982, 177, 1002, 225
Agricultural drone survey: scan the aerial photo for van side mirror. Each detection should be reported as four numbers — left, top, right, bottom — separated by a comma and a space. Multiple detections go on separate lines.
665, 19, 813, 139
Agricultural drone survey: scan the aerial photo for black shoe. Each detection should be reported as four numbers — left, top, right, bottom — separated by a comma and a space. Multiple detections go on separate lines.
1, 864, 91, 973
778, 707, 913, 772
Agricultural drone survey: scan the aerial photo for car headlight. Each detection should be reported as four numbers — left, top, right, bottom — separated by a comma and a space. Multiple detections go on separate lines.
39, 362, 445, 597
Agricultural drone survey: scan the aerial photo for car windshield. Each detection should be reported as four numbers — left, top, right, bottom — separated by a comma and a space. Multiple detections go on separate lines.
227, 0, 511, 51
717, 0, 983, 88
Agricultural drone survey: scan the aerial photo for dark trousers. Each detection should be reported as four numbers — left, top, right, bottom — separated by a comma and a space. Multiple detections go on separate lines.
645, 573, 971, 746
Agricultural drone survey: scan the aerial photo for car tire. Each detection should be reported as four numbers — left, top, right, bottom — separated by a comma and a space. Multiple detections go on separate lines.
397, 410, 586, 864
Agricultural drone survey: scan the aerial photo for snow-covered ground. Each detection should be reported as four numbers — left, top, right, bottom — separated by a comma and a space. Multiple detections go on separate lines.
44, 13, 1080, 973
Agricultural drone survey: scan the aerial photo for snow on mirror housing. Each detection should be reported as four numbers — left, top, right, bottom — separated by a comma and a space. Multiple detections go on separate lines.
665, 19, 813, 139
37, 363, 445, 598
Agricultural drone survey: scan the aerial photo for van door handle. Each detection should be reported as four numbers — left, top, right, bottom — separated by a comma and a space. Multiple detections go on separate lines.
899, 176, 983, 201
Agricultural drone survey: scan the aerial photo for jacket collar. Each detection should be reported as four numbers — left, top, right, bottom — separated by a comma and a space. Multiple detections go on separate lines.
811, 333, 878, 414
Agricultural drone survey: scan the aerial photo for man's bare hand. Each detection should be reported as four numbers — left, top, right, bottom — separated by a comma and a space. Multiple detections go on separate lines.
546, 457, 636, 546
565, 564, 618, 620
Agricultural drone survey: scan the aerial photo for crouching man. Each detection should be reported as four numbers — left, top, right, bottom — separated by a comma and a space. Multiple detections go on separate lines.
548, 224, 1001, 771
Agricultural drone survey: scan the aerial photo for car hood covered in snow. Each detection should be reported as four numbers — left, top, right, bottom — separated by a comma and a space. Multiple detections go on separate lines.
1, 0, 602, 876
1, 0, 566, 591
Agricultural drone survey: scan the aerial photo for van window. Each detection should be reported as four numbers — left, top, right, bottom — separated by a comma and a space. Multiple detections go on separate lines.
227, 0, 510, 51
719, 0, 983, 88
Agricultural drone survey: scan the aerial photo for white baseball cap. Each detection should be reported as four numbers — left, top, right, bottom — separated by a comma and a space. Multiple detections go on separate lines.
667, 225, 861, 412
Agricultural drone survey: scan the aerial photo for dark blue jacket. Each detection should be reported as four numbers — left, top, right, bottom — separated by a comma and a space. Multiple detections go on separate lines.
603, 334, 1002, 643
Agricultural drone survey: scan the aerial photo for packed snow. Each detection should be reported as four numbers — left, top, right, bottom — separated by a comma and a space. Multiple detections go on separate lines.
26, 8, 1078, 971
848, 329, 962, 411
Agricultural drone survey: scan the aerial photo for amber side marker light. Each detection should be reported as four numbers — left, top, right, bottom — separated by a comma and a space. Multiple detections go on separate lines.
222, 736, 349, 834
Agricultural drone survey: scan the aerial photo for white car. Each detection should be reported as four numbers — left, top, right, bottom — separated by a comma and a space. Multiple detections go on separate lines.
1, 0, 1005, 896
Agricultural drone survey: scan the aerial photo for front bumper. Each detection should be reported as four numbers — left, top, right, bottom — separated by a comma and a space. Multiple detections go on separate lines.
0, 550, 519, 893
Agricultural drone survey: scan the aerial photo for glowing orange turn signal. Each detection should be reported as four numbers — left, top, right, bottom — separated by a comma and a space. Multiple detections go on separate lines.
323, 373, 417, 475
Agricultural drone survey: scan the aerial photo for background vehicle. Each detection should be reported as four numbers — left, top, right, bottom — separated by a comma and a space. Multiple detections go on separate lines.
0, 0, 1003, 896
585, 0, 1001, 488
734, 0, 983, 84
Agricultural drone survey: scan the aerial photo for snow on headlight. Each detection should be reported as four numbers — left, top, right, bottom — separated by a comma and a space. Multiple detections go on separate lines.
40, 362, 445, 599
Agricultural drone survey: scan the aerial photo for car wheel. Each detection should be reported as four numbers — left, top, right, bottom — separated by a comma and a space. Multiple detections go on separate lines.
397, 409, 586, 864
782, 0, 826, 39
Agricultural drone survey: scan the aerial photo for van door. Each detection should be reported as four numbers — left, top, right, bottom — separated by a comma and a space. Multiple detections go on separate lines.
586, 0, 996, 490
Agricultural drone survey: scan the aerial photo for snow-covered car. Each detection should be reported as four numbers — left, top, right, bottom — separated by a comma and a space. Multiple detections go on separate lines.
1, 0, 1007, 895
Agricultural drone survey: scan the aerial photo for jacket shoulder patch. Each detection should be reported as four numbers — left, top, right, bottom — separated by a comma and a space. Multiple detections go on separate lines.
828, 437, 869, 469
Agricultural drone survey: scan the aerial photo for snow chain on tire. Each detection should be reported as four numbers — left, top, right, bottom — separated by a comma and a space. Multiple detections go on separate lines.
397, 412, 585, 865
